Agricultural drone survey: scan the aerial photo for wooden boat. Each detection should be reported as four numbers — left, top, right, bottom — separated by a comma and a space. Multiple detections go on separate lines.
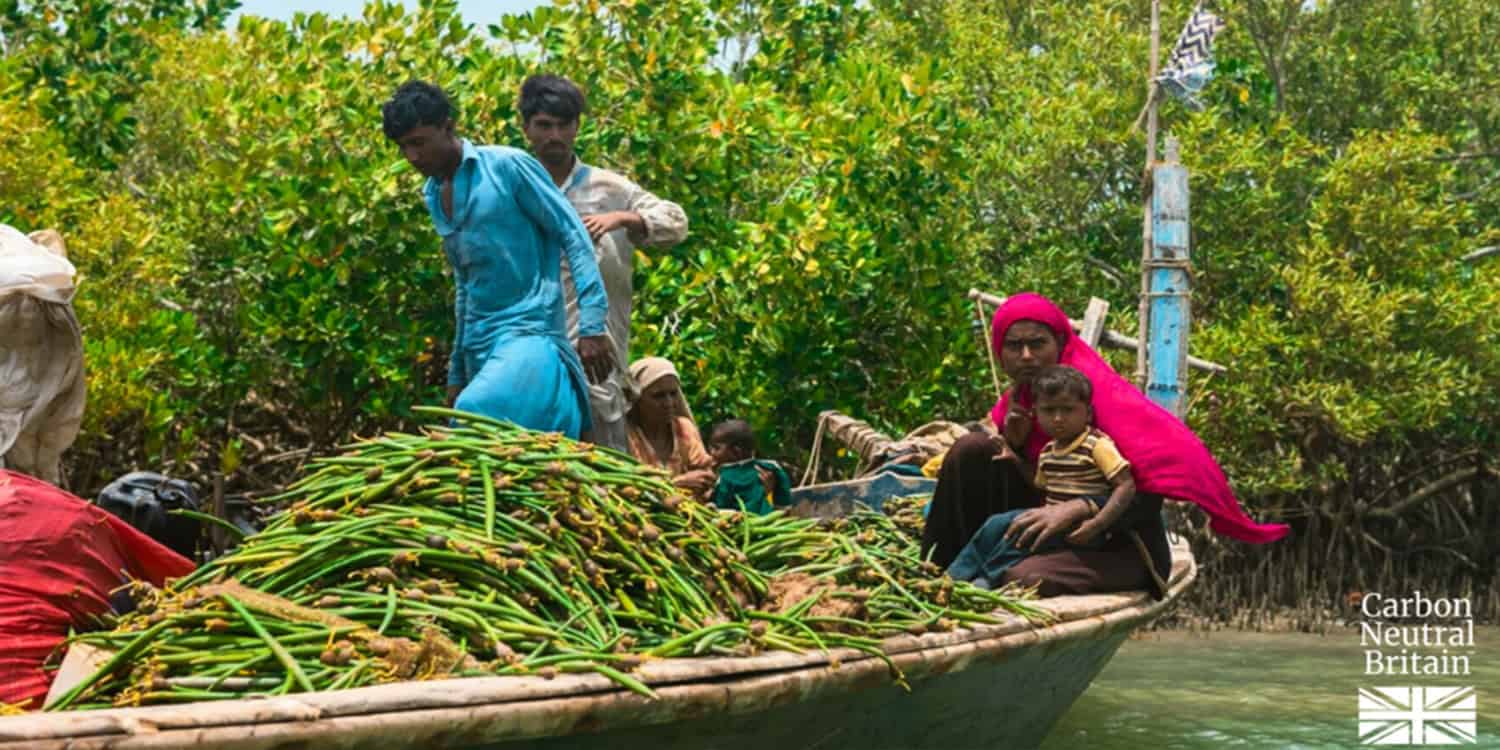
0, 474, 1196, 750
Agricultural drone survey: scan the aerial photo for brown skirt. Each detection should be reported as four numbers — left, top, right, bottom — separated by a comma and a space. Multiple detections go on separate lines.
920, 432, 1168, 598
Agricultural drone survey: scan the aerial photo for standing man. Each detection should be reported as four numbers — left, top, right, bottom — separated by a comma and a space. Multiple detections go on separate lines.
519, 74, 689, 453
382, 80, 612, 438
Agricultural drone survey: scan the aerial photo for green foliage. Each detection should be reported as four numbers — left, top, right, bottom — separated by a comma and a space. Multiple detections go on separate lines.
0, 0, 1495, 541
0, 0, 238, 168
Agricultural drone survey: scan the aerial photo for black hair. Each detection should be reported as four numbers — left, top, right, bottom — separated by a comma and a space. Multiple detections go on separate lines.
95, 472, 202, 560
710, 419, 756, 453
1033, 365, 1093, 403
381, 80, 455, 141
519, 74, 587, 124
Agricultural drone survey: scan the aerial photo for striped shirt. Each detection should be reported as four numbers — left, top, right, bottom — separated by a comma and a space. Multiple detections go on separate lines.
1035, 428, 1130, 503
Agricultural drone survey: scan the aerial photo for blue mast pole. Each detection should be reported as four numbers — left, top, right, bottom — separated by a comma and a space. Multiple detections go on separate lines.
1145, 137, 1191, 418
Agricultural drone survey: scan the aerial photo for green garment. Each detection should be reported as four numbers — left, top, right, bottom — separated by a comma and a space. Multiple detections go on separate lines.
710, 459, 791, 515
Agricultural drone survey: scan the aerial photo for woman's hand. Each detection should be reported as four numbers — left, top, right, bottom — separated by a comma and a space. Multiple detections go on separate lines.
1002, 401, 1033, 452
990, 433, 1020, 464
1003, 500, 1092, 551
1066, 516, 1106, 546
673, 469, 716, 494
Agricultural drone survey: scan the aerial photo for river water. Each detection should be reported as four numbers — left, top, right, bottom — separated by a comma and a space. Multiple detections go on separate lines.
1044, 628, 1500, 749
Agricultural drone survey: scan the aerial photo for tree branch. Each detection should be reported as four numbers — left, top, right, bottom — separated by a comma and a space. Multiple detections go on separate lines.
1460, 246, 1500, 264
1429, 150, 1500, 162
1367, 467, 1480, 520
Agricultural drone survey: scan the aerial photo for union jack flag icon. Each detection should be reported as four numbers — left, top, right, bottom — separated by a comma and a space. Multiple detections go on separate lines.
1359, 687, 1477, 745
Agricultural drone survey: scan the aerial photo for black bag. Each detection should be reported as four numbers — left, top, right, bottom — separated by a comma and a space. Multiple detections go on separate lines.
95, 471, 201, 559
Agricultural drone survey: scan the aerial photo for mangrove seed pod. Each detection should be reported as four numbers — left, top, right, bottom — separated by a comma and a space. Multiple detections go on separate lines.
396, 517, 421, 528
425, 533, 448, 549
204, 618, 231, 633
506, 543, 528, 557
641, 525, 661, 542
749, 621, 768, 637
314, 595, 342, 608
537, 666, 558, 680
365, 466, 384, 482
494, 642, 520, 664
391, 551, 421, 567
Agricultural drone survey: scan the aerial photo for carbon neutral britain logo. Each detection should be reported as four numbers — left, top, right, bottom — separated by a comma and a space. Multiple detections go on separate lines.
1358, 592, 1478, 745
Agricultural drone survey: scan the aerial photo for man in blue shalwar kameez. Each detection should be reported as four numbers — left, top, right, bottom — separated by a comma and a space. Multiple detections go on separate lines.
381, 80, 611, 438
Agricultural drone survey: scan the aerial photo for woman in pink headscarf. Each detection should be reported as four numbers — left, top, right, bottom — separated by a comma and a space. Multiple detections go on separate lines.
921, 293, 1287, 598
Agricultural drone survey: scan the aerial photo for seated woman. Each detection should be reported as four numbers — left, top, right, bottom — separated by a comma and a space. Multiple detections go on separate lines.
1, 470, 196, 710
921, 293, 1287, 598
626, 357, 716, 495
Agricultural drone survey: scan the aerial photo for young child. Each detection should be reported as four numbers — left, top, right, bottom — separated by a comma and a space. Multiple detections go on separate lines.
706, 419, 791, 515
946, 365, 1136, 587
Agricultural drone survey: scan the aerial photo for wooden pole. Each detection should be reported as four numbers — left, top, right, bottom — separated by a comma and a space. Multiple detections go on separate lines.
1135, 0, 1162, 390
1145, 137, 1192, 417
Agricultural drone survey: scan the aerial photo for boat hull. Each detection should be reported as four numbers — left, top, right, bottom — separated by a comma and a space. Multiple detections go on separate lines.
0, 548, 1192, 750
479, 610, 1134, 750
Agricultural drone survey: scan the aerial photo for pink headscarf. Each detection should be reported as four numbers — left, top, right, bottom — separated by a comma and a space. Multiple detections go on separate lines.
989, 293, 1288, 544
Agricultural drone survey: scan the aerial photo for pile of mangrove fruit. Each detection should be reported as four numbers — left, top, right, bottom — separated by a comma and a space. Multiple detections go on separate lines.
49, 408, 1048, 710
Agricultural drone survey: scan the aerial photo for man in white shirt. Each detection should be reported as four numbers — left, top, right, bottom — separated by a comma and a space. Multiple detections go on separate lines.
520, 74, 689, 452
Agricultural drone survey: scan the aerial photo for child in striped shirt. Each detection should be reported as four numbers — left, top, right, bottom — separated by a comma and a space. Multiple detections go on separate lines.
946, 365, 1137, 587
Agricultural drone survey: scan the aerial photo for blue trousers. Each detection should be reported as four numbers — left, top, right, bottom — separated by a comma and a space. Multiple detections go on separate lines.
945, 500, 1107, 583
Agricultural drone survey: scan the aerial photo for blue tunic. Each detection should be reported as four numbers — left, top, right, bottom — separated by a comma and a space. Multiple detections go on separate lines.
422, 141, 607, 438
